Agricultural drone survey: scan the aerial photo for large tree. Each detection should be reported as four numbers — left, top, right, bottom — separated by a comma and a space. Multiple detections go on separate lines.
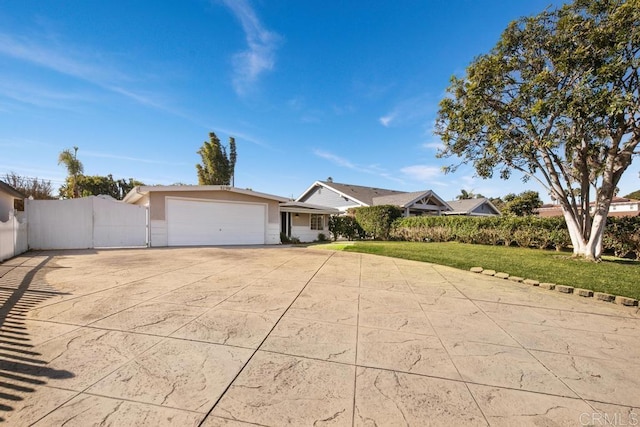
196, 132, 237, 186
435, 0, 639, 260
2, 172, 55, 199
59, 174, 143, 200
58, 146, 84, 198
502, 191, 543, 216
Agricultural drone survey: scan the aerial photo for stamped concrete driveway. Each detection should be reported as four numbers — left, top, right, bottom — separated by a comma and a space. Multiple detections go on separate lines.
0, 247, 639, 426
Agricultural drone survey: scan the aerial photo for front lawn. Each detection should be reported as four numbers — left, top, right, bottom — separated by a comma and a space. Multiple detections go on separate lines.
315, 241, 640, 300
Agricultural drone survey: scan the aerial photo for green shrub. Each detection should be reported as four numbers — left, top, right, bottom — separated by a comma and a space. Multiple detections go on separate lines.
280, 232, 300, 244
604, 217, 640, 259
328, 215, 364, 241
392, 215, 570, 250
391, 214, 640, 257
354, 205, 402, 240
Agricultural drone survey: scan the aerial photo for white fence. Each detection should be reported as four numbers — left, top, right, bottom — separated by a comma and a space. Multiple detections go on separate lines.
0, 211, 27, 262
27, 196, 147, 250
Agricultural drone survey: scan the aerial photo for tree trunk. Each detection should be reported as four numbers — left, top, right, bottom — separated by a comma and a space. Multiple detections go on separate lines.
563, 204, 609, 260
562, 209, 587, 256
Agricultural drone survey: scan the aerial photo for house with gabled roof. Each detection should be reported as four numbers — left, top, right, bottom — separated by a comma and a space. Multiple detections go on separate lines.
296, 180, 451, 216
444, 198, 501, 216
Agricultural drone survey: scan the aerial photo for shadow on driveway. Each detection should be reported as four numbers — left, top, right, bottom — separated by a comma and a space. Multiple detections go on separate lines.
0, 255, 74, 422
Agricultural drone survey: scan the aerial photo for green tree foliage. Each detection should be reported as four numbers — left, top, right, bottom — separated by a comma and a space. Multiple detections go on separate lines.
58, 146, 84, 198
623, 190, 640, 199
328, 215, 364, 241
196, 132, 237, 185
59, 175, 144, 200
502, 191, 543, 216
354, 205, 402, 240
456, 189, 474, 200
489, 197, 506, 212
455, 189, 486, 200
2, 172, 55, 199
435, 0, 640, 260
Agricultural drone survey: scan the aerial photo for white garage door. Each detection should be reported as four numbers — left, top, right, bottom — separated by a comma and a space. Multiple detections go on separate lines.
167, 198, 266, 246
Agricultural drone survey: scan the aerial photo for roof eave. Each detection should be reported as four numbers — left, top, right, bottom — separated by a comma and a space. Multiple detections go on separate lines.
123, 185, 289, 204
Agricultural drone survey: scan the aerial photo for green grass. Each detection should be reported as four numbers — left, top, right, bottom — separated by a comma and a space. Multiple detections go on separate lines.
314, 241, 640, 300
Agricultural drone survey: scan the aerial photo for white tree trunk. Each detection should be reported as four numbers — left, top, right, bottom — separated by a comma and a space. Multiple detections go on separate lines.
584, 207, 609, 260
562, 209, 587, 256
563, 207, 608, 260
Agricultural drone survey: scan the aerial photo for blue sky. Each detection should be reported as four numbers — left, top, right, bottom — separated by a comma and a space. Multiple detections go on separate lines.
1, 1, 638, 201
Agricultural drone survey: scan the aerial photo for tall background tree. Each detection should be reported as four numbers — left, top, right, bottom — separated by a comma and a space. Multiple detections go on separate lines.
436, 0, 639, 260
58, 146, 84, 198
60, 175, 143, 200
196, 132, 237, 186
502, 191, 543, 216
57, 147, 143, 199
2, 172, 55, 199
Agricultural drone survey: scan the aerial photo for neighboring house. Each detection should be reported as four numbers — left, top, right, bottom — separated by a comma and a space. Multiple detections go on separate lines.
0, 180, 26, 222
123, 185, 288, 246
444, 198, 501, 216
536, 197, 640, 218
279, 201, 339, 242
296, 180, 451, 216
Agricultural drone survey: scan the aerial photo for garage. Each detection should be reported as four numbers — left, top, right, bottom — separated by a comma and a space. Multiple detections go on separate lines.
123, 185, 286, 247
167, 198, 266, 246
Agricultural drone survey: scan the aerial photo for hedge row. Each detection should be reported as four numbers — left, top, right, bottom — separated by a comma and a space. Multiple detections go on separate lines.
390, 215, 640, 260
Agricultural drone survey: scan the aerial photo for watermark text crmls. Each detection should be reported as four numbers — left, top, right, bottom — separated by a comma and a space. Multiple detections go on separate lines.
580, 412, 639, 426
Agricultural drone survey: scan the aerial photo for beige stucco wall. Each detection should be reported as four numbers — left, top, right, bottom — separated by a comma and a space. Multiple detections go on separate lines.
144, 191, 280, 223
288, 212, 330, 242
291, 212, 310, 227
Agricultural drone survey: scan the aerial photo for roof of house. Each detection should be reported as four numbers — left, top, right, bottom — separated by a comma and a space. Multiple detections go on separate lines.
445, 198, 500, 215
297, 181, 449, 209
536, 197, 640, 217
298, 181, 405, 206
373, 190, 450, 209
0, 180, 26, 199
123, 185, 289, 204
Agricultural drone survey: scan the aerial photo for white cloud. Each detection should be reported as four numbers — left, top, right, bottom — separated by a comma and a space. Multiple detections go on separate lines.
313, 150, 358, 170
400, 165, 442, 181
379, 114, 394, 127
0, 32, 163, 108
82, 151, 188, 166
379, 93, 437, 128
422, 141, 444, 150
313, 149, 404, 185
220, 0, 280, 96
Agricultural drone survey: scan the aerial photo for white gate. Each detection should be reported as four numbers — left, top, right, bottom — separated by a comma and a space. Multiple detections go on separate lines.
27, 196, 147, 250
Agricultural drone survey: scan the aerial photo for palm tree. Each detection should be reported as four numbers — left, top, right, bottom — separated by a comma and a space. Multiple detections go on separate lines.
58, 146, 84, 198
456, 189, 474, 200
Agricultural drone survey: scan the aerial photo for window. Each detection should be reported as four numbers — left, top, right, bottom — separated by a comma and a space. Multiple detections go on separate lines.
310, 214, 324, 230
